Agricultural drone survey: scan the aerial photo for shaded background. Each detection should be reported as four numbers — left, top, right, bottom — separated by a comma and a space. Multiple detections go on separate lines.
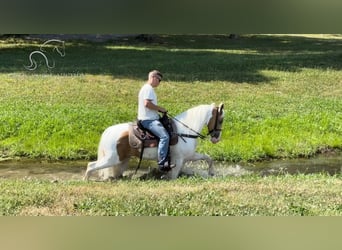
1, 34, 342, 83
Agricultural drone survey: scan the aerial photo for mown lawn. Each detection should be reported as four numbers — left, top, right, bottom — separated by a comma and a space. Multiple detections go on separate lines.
0, 174, 341, 216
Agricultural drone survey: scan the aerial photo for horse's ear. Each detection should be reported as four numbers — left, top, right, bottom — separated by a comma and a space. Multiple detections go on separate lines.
218, 103, 224, 114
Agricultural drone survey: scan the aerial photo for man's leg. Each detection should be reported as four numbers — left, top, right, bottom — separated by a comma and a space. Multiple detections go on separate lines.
141, 119, 170, 167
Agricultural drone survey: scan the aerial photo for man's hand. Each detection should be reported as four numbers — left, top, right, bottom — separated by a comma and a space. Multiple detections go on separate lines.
158, 107, 167, 113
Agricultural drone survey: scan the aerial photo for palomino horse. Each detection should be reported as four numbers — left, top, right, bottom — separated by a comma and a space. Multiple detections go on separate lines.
84, 103, 224, 180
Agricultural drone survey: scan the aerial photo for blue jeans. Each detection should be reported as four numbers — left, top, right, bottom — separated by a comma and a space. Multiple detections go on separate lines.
140, 119, 170, 165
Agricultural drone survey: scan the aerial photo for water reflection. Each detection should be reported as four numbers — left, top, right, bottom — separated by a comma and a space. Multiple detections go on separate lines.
0, 159, 85, 180
251, 154, 342, 176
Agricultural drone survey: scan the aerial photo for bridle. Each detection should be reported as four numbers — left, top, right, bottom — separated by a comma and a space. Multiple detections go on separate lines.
207, 106, 224, 139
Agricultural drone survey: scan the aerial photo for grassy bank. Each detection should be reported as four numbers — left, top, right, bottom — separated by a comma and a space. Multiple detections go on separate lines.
0, 34, 342, 162
0, 174, 341, 215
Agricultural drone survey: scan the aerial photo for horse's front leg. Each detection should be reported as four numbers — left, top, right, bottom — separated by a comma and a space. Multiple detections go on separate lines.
187, 152, 214, 176
163, 158, 184, 180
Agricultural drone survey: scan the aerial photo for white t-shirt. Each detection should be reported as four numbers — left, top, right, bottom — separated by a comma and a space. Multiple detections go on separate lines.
138, 83, 159, 120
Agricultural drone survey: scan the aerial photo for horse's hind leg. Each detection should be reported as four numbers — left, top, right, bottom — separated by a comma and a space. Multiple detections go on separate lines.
119, 158, 129, 175
84, 154, 118, 181
98, 165, 115, 180
100, 158, 129, 180
84, 161, 97, 180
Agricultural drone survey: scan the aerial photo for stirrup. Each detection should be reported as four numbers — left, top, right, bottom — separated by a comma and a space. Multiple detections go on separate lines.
158, 162, 175, 172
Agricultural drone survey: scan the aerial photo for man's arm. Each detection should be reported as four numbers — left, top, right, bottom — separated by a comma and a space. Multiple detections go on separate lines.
144, 99, 167, 113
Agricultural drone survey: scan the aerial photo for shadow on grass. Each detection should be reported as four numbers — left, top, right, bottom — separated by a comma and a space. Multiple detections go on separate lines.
0, 34, 341, 83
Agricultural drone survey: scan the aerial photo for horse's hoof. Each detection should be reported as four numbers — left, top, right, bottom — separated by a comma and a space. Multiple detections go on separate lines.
83, 173, 89, 181
160, 174, 170, 180
208, 170, 215, 177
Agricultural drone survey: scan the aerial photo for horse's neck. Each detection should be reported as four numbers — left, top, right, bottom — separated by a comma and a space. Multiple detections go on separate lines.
175, 105, 212, 133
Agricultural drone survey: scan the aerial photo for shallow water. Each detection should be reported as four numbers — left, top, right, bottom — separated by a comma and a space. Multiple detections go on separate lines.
248, 154, 342, 176
223, 156, 340, 177
0, 153, 341, 181
0, 159, 86, 181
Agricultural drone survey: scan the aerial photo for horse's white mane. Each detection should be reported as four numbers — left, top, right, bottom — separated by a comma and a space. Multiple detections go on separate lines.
175, 103, 215, 133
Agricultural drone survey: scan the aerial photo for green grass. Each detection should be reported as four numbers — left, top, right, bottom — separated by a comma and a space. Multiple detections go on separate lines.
0, 34, 342, 162
0, 174, 341, 215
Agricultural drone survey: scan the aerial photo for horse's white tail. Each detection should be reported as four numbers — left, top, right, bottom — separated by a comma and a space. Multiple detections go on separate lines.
84, 123, 130, 180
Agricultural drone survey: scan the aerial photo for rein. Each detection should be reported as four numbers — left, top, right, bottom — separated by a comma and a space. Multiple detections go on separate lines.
169, 106, 222, 141
168, 114, 207, 140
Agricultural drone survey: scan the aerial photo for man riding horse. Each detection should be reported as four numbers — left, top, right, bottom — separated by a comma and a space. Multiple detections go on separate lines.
137, 70, 175, 172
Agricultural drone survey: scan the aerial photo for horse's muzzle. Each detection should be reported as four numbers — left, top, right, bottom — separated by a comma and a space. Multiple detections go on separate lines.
210, 137, 220, 144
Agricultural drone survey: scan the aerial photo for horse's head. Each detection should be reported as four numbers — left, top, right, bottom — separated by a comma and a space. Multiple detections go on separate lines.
207, 103, 224, 144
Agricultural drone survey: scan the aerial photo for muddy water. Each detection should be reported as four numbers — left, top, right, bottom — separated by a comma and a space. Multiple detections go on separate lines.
0, 153, 341, 181
0, 159, 86, 181
182, 153, 342, 178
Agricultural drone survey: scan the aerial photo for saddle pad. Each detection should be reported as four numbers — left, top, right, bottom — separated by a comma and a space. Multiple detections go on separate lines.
128, 123, 155, 148
128, 121, 178, 149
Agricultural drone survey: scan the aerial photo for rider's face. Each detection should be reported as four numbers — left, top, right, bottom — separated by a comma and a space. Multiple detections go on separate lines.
151, 75, 162, 87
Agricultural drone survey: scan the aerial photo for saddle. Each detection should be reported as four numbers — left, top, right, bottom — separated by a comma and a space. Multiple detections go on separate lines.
128, 116, 178, 149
